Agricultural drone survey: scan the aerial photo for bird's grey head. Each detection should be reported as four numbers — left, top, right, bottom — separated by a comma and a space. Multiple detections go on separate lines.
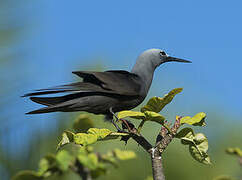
131, 48, 191, 75
131, 48, 191, 96
138, 48, 191, 68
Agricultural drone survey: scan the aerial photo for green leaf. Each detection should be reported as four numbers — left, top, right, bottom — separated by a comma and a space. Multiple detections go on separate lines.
99, 132, 129, 141
114, 149, 136, 160
141, 88, 183, 113
38, 154, 56, 176
73, 114, 94, 133
87, 128, 112, 139
117, 111, 145, 120
190, 133, 211, 164
180, 112, 206, 126
189, 145, 211, 165
78, 153, 99, 170
101, 151, 118, 167
56, 150, 74, 171
226, 147, 242, 157
176, 128, 211, 165
12, 171, 42, 180
213, 175, 235, 180
144, 111, 165, 124
38, 158, 50, 176
175, 127, 195, 145
57, 131, 74, 150
74, 133, 98, 146
118, 110, 165, 125
91, 166, 107, 178
145, 176, 154, 180
194, 133, 208, 151
58, 128, 128, 148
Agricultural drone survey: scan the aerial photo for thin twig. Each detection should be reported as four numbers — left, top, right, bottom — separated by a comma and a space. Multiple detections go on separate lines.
128, 127, 153, 152
71, 160, 92, 180
239, 157, 242, 167
155, 116, 181, 153
137, 120, 146, 133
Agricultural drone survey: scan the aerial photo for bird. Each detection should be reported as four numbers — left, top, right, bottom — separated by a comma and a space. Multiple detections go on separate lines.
23, 49, 191, 130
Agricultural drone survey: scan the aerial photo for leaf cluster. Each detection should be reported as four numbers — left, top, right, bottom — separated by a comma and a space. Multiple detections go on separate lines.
13, 116, 136, 180
118, 88, 210, 164
226, 147, 242, 157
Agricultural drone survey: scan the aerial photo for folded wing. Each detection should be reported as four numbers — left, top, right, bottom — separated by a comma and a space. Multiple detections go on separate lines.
72, 70, 141, 96
23, 70, 141, 97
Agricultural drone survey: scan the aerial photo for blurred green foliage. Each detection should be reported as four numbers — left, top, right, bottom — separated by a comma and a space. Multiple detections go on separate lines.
226, 147, 242, 157
13, 117, 136, 180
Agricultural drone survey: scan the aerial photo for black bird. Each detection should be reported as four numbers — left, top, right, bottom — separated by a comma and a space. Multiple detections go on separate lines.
23, 49, 191, 129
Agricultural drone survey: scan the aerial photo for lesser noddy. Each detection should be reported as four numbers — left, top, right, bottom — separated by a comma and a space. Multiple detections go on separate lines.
23, 49, 191, 129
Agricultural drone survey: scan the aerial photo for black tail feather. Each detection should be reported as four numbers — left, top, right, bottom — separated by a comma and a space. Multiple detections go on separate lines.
22, 90, 73, 97
21, 82, 102, 97
26, 106, 67, 114
30, 96, 66, 106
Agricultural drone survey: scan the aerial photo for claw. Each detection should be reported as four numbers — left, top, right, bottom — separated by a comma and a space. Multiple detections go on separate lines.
109, 107, 123, 132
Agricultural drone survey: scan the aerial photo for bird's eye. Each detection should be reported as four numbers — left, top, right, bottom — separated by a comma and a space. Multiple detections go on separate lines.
160, 51, 166, 56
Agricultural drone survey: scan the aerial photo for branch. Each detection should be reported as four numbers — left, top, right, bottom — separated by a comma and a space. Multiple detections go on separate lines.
128, 126, 153, 153
121, 117, 182, 180
150, 116, 182, 180
126, 125, 165, 180
151, 148, 165, 180
120, 119, 153, 153
155, 116, 181, 154
239, 157, 242, 167
71, 160, 92, 180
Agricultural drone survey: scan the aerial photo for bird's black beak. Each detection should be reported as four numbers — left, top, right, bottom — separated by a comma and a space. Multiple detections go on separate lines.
165, 56, 192, 63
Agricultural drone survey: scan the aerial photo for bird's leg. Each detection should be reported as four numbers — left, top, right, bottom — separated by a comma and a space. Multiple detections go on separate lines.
120, 119, 132, 132
109, 108, 133, 133
109, 107, 124, 132
109, 107, 119, 121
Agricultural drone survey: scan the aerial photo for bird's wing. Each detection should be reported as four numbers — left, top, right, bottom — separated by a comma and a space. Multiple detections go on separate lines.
72, 70, 141, 96
23, 70, 141, 97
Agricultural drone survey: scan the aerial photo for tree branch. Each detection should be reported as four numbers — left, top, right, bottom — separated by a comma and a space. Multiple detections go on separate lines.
151, 148, 165, 180
123, 117, 182, 180
150, 116, 182, 180
239, 157, 242, 167
128, 126, 153, 153
71, 160, 92, 180
156, 116, 181, 154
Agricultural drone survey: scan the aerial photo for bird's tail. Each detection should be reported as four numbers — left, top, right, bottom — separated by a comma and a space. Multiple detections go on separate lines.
26, 105, 69, 114
25, 93, 85, 114
30, 96, 65, 106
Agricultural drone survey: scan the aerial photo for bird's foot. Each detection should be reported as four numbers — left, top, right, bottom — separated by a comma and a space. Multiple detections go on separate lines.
109, 107, 123, 132
120, 119, 134, 132
109, 107, 135, 133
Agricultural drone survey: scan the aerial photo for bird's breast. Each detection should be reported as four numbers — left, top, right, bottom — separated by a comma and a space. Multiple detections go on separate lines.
114, 95, 145, 112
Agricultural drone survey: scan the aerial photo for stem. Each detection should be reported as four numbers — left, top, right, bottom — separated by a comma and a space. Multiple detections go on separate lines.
151, 148, 165, 180
156, 116, 181, 153
128, 117, 182, 180
72, 160, 92, 180
151, 116, 182, 180
130, 133, 153, 152
162, 123, 172, 134
137, 120, 146, 133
